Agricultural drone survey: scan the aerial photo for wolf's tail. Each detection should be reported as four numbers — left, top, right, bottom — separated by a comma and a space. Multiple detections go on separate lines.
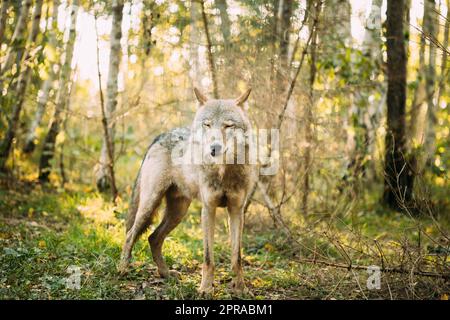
126, 174, 141, 232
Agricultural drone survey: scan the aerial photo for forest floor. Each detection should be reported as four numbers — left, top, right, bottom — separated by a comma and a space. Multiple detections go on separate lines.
0, 180, 449, 300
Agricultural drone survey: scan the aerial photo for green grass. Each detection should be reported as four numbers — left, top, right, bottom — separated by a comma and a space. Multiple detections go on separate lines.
0, 184, 448, 300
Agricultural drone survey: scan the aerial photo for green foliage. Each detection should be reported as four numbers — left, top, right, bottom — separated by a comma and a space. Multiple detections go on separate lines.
1, 186, 448, 299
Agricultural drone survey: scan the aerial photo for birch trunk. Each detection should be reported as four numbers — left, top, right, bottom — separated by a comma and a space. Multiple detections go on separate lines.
200, 0, 218, 98
348, 0, 382, 182
0, 0, 43, 171
38, 0, 79, 183
189, 0, 201, 85
214, 0, 231, 49
95, 0, 124, 192
409, 0, 438, 175
214, 0, 234, 92
274, 0, 293, 99
436, 0, 449, 108
302, 0, 322, 214
138, 0, 153, 90
321, 1, 354, 179
423, 0, 438, 163
0, 0, 32, 75
23, 0, 61, 154
409, 0, 429, 145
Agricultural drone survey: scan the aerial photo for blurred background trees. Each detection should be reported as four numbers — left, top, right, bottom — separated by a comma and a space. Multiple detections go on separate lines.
0, 0, 449, 216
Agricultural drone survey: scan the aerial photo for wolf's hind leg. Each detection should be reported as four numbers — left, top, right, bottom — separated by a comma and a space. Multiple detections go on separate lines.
119, 172, 168, 273
149, 188, 190, 278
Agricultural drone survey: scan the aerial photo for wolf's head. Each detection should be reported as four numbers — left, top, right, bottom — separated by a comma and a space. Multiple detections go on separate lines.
190, 88, 252, 165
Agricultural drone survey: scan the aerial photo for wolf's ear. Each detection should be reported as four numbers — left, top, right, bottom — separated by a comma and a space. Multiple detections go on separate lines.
235, 88, 252, 107
194, 87, 208, 105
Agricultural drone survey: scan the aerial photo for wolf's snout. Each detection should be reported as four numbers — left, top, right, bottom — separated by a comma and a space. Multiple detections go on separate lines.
210, 143, 223, 157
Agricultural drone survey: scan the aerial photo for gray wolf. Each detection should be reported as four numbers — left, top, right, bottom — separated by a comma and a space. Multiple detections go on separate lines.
119, 88, 256, 295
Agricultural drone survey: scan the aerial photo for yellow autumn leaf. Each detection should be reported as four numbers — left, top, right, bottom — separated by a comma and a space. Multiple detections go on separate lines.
264, 243, 275, 252
441, 294, 449, 300
435, 177, 445, 186
38, 240, 46, 248
251, 278, 265, 288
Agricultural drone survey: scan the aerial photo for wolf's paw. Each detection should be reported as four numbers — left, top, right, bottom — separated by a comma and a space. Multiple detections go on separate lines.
117, 261, 129, 275
198, 285, 214, 298
230, 279, 248, 297
158, 268, 182, 280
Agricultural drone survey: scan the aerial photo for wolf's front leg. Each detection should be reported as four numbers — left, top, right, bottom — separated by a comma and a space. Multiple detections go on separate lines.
228, 204, 246, 295
199, 205, 216, 295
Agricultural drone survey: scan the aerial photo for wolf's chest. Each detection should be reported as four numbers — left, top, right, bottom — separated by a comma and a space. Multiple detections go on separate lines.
203, 165, 249, 192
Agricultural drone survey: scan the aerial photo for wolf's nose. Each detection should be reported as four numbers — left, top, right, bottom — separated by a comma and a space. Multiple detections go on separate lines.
210, 143, 222, 157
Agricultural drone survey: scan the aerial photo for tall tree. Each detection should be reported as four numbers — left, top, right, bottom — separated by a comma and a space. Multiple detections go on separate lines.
214, 0, 231, 50
23, 0, 61, 154
436, 0, 449, 108
38, 0, 79, 183
95, 0, 124, 192
138, 0, 155, 91
274, 0, 293, 99
189, 0, 201, 86
302, 0, 322, 214
0, 0, 10, 47
423, 0, 438, 163
409, 0, 429, 146
361, 0, 384, 180
347, 0, 383, 182
383, 0, 413, 209
0, 0, 32, 75
0, 0, 43, 171
200, 0, 218, 98
214, 0, 235, 92
408, 0, 440, 184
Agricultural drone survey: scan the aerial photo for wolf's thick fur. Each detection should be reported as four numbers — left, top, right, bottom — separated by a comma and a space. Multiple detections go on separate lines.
119, 88, 256, 294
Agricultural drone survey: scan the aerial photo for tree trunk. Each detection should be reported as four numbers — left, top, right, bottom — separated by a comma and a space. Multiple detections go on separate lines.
278, 0, 293, 70
436, 0, 449, 108
347, 0, 382, 183
302, 0, 322, 214
274, 0, 293, 98
436, 0, 450, 107
383, 0, 413, 210
423, 0, 438, 164
408, 0, 440, 180
138, 0, 154, 89
23, 0, 61, 154
269, 0, 280, 108
200, 0, 219, 98
0, 0, 43, 171
0, 0, 10, 47
189, 0, 201, 86
408, 0, 430, 173
95, 0, 124, 192
214, 0, 231, 49
0, 0, 32, 76
214, 0, 235, 92
38, 0, 79, 183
